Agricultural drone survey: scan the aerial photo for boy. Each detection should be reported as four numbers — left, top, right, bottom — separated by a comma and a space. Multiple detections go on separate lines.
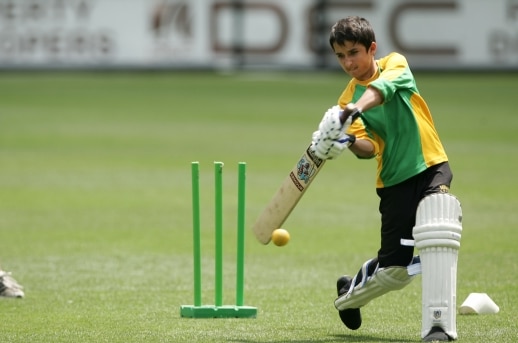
310, 16, 462, 342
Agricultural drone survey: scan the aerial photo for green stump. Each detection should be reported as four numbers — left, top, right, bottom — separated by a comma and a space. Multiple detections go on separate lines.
180, 305, 257, 319
180, 162, 257, 319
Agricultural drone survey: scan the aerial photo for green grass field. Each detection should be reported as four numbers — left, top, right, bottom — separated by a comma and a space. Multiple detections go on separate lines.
0, 71, 516, 342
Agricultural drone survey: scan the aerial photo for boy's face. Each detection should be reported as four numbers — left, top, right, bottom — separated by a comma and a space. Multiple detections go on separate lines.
332, 41, 377, 81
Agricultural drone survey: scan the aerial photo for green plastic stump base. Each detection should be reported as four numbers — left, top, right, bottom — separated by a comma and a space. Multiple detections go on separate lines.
180, 305, 258, 318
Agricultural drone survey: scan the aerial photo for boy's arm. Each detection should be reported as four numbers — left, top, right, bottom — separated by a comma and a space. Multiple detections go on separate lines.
348, 137, 375, 158
355, 86, 383, 112
343, 87, 383, 158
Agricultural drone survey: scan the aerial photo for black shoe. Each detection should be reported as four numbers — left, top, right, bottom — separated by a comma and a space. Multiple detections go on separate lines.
335, 276, 362, 330
336, 275, 350, 296
423, 327, 452, 342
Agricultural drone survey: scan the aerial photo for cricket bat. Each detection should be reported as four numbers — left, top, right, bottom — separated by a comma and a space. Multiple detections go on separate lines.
252, 108, 360, 244
252, 144, 326, 244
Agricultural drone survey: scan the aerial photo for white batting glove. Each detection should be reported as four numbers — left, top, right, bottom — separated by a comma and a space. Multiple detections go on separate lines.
318, 104, 362, 140
311, 131, 356, 160
318, 105, 344, 140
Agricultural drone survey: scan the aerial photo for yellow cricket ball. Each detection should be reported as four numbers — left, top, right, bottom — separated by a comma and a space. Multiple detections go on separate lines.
271, 228, 290, 246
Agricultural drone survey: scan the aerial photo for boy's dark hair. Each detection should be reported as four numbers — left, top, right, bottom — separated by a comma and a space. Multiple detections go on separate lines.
329, 16, 376, 50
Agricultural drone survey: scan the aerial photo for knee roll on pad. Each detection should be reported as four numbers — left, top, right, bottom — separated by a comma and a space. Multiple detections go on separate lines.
334, 266, 414, 310
413, 193, 462, 340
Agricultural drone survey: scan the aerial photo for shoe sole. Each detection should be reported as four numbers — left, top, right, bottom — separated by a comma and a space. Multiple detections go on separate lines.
338, 308, 362, 330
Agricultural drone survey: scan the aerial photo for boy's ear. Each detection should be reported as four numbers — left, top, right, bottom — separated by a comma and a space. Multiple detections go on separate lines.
369, 41, 377, 55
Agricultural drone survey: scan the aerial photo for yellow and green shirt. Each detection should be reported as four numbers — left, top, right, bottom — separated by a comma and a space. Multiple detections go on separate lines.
338, 52, 448, 188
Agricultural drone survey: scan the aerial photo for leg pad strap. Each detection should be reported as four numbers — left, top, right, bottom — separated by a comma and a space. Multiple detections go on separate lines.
335, 266, 413, 310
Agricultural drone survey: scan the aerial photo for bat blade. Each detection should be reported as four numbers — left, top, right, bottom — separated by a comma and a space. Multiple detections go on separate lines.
252, 144, 326, 244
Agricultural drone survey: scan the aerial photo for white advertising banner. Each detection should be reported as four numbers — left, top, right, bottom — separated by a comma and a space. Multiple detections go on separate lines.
0, 0, 517, 69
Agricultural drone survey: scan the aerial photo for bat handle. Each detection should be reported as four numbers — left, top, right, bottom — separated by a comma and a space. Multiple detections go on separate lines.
339, 106, 362, 125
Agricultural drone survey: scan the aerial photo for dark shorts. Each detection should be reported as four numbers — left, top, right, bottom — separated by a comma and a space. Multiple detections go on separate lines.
375, 162, 453, 268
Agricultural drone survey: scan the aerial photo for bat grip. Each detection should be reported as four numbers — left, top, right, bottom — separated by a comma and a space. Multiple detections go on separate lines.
339, 107, 362, 125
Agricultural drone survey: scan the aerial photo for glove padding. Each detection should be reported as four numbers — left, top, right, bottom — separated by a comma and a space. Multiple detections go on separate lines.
317, 104, 360, 140
317, 105, 344, 140
311, 130, 356, 160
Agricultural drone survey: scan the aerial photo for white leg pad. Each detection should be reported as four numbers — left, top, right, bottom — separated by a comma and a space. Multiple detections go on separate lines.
413, 193, 462, 340
334, 266, 414, 310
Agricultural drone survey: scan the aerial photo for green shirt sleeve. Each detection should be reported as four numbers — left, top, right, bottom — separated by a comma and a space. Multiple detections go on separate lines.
368, 53, 416, 103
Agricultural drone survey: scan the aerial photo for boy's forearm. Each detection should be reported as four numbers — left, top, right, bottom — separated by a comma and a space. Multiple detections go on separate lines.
348, 138, 375, 158
346, 86, 379, 158
355, 86, 383, 112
